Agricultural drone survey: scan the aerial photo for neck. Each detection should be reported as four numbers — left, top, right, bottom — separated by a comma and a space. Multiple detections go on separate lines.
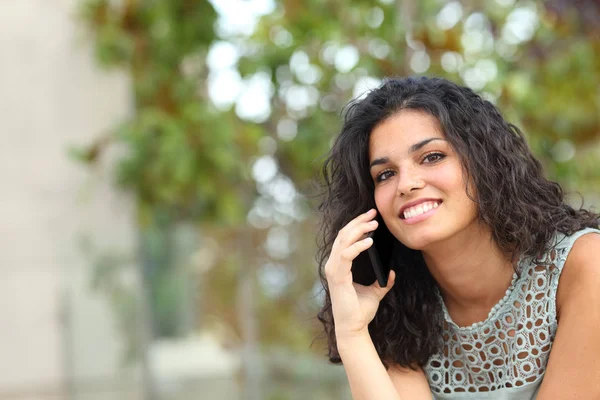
422, 223, 515, 326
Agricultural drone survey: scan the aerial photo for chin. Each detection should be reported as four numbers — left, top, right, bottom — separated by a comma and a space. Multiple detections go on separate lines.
395, 228, 447, 251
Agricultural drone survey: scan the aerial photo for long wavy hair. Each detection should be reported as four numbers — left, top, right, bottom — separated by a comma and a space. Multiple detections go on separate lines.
316, 76, 599, 369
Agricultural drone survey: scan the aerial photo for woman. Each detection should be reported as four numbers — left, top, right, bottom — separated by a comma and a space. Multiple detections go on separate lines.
316, 76, 600, 399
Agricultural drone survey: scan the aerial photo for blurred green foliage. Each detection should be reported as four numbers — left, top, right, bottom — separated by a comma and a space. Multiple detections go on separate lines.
78, 0, 256, 225
77, 0, 599, 388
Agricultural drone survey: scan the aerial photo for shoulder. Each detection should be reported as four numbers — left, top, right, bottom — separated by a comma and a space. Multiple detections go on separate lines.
556, 230, 600, 320
536, 230, 600, 398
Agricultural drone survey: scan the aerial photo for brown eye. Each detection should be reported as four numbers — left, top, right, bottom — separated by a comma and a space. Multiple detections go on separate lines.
375, 170, 395, 183
423, 152, 445, 164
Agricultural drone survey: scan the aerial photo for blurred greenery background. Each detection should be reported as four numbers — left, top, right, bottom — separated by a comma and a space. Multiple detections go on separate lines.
69, 0, 600, 399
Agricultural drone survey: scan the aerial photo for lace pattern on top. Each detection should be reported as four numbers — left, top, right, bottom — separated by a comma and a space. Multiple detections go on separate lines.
424, 228, 600, 395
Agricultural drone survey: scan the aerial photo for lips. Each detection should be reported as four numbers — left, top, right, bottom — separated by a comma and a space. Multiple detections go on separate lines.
399, 198, 443, 219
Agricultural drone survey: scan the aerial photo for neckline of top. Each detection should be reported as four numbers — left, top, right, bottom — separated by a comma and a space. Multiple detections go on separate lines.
434, 229, 598, 332
436, 257, 526, 332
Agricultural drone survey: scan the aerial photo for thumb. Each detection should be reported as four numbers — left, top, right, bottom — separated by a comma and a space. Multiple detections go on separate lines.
373, 270, 396, 300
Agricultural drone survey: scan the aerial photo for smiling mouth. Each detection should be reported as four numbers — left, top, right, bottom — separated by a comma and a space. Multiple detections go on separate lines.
400, 200, 442, 220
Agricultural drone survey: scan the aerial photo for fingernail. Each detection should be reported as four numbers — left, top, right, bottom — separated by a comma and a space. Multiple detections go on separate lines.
363, 237, 373, 243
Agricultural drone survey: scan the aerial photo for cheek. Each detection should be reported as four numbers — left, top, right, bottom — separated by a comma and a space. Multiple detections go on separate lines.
373, 185, 395, 214
430, 163, 467, 195
441, 172, 478, 215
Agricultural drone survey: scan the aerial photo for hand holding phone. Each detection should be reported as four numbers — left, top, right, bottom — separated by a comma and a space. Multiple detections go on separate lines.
323, 209, 396, 339
351, 214, 396, 287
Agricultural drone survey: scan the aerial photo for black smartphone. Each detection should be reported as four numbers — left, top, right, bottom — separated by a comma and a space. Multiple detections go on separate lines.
351, 216, 396, 287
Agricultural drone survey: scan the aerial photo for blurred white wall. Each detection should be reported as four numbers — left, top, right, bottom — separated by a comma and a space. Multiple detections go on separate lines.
0, 0, 140, 398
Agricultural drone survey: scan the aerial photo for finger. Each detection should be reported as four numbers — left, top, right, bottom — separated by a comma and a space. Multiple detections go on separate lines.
337, 208, 377, 239
351, 270, 395, 300
353, 207, 377, 223
325, 236, 372, 280
337, 219, 378, 249
328, 209, 378, 279
340, 236, 373, 262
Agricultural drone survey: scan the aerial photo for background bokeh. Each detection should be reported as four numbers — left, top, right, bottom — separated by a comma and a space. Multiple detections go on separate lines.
0, 0, 598, 399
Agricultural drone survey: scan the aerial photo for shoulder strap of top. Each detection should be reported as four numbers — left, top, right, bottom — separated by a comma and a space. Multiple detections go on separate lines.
553, 228, 600, 272
546, 228, 600, 317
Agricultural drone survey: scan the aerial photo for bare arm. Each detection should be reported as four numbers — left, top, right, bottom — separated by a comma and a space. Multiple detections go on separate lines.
337, 331, 400, 400
388, 364, 432, 399
325, 210, 431, 400
338, 331, 432, 400
324, 209, 433, 400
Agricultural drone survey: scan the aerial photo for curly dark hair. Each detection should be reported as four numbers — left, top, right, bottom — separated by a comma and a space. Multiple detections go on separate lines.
316, 76, 599, 369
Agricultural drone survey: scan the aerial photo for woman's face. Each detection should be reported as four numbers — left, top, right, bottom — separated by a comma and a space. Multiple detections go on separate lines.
368, 110, 480, 250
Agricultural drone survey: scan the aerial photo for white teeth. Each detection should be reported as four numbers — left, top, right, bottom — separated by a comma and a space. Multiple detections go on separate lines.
403, 201, 441, 219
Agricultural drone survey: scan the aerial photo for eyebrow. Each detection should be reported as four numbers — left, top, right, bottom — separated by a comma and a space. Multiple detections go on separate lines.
369, 137, 446, 169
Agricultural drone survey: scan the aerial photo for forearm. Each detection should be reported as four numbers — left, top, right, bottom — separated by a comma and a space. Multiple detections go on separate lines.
337, 330, 402, 400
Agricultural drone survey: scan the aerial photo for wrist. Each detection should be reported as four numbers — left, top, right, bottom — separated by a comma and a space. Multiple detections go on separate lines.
336, 328, 372, 354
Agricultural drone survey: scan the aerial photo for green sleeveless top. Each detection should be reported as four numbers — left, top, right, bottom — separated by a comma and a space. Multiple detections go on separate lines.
424, 228, 600, 399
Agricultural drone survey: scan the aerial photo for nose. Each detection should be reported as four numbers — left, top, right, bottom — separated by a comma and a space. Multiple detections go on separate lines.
396, 169, 425, 196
